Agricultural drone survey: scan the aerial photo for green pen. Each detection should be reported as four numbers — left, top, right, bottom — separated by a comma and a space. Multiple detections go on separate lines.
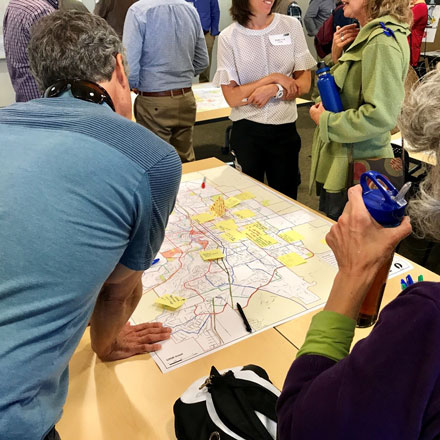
418, 274, 424, 282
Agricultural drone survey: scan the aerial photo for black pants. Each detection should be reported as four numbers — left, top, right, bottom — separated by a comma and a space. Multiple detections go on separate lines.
316, 182, 348, 221
44, 427, 61, 440
230, 119, 301, 200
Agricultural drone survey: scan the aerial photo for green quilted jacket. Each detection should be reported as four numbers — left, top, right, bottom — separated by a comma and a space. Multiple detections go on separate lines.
310, 15, 410, 193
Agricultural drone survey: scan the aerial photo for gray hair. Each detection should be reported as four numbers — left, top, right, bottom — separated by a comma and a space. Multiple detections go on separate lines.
28, 10, 127, 92
398, 68, 440, 241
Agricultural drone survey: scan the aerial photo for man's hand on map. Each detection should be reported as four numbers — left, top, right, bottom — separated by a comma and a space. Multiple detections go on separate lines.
324, 185, 411, 319
99, 322, 172, 362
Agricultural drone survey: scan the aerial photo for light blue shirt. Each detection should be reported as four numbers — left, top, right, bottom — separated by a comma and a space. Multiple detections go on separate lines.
0, 94, 181, 439
123, 0, 209, 91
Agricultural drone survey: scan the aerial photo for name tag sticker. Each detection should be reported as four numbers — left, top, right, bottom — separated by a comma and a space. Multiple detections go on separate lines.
269, 33, 292, 46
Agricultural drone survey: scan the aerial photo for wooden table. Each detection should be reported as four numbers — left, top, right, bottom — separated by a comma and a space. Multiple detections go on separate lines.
57, 158, 439, 440
57, 328, 296, 440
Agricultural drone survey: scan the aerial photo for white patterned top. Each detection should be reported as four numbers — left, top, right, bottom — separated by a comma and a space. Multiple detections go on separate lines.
213, 13, 316, 125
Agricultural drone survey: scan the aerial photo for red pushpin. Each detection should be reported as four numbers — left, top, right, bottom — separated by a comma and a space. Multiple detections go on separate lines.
201, 176, 206, 189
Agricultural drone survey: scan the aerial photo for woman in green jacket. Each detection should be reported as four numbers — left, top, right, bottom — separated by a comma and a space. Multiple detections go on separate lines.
309, 0, 411, 220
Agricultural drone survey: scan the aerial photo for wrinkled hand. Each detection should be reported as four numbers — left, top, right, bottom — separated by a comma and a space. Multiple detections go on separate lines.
331, 24, 359, 63
325, 185, 412, 278
247, 84, 277, 108
99, 322, 171, 362
309, 102, 325, 125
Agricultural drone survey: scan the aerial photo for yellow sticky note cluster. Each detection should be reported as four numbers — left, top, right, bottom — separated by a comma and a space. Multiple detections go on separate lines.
235, 191, 256, 201
278, 252, 307, 267
200, 249, 225, 261
221, 230, 246, 243
191, 212, 215, 223
215, 219, 238, 231
210, 196, 226, 217
234, 209, 256, 219
279, 229, 304, 243
225, 197, 241, 209
155, 294, 186, 310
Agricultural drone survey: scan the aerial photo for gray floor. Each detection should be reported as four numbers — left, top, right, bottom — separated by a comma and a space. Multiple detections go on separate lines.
193, 104, 440, 275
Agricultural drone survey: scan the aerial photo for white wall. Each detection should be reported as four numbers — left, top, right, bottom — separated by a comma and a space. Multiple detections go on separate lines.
0, 60, 15, 107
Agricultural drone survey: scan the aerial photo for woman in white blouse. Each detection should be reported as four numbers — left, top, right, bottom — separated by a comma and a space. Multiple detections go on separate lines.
213, 0, 316, 199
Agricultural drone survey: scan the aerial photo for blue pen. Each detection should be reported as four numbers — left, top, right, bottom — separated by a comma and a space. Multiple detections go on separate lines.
152, 258, 160, 266
406, 274, 414, 286
401, 279, 407, 290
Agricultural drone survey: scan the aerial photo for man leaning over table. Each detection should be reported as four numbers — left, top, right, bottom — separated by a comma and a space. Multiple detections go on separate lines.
0, 10, 181, 440
123, 0, 209, 163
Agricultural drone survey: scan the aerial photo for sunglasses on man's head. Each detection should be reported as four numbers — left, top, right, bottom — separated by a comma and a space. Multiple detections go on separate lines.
44, 79, 115, 111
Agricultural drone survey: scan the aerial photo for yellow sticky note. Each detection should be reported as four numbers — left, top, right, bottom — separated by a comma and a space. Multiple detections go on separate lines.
278, 252, 307, 267
221, 230, 246, 242
261, 200, 270, 207
225, 196, 241, 209
210, 196, 226, 217
244, 221, 266, 232
279, 229, 304, 243
191, 212, 215, 223
243, 226, 264, 240
234, 209, 256, 219
215, 219, 238, 231
243, 227, 277, 247
155, 294, 186, 310
235, 191, 256, 201
253, 234, 278, 248
200, 249, 225, 261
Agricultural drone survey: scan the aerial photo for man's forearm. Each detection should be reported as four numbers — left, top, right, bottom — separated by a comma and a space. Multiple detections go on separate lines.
90, 278, 142, 359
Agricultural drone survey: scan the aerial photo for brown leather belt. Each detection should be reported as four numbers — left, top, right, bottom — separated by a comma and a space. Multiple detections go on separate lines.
138, 87, 192, 97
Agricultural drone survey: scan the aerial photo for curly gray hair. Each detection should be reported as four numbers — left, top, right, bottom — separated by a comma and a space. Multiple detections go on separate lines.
28, 10, 127, 92
398, 68, 440, 241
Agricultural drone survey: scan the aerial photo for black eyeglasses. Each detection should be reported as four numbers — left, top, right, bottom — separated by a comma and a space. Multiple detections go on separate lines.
44, 79, 115, 112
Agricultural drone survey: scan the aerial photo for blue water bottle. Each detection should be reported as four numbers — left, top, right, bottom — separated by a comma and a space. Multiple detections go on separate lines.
316, 62, 344, 113
357, 171, 410, 327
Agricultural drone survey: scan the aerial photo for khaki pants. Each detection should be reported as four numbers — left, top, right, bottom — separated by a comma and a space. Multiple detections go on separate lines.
199, 33, 215, 83
134, 91, 196, 162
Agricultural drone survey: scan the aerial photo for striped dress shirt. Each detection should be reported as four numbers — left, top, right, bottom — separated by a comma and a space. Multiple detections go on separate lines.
3, 0, 58, 102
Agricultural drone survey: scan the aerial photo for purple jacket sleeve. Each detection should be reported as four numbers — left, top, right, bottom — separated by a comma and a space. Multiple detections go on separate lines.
277, 282, 440, 439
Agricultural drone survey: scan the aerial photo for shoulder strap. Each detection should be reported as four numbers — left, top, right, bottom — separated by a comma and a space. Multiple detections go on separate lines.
207, 367, 277, 440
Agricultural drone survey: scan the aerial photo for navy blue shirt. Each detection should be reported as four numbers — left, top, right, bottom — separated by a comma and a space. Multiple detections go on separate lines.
187, 0, 220, 36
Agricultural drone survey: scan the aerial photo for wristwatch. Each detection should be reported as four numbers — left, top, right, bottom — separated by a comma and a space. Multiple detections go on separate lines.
274, 83, 284, 99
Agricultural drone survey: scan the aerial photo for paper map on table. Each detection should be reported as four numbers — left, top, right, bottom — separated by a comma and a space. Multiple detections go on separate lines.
131, 165, 412, 373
